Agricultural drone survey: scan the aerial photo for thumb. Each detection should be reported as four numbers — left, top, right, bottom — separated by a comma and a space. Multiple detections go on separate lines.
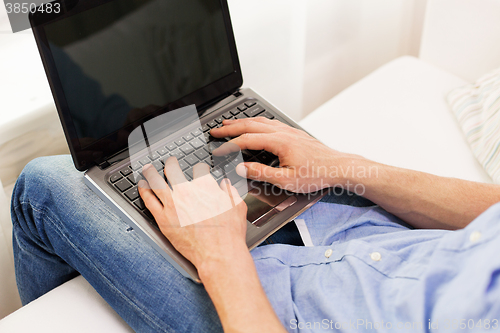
235, 162, 291, 186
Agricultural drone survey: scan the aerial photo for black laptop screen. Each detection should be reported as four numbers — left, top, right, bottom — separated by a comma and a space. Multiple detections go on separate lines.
39, 0, 237, 161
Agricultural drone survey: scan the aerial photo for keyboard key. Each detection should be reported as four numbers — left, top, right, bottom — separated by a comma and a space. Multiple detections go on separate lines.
185, 154, 199, 166
157, 148, 169, 156
174, 138, 185, 146
244, 105, 265, 117
226, 170, 243, 184
119, 167, 132, 177
152, 160, 163, 171
215, 116, 224, 123
194, 149, 209, 161
178, 160, 189, 171
190, 138, 204, 149
230, 155, 245, 167
125, 187, 140, 201
115, 178, 132, 192
202, 157, 214, 167
139, 157, 151, 166
261, 111, 275, 119
222, 111, 233, 119
130, 161, 142, 171
128, 173, 141, 185
230, 108, 240, 116
185, 168, 194, 179
180, 144, 194, 155
191, 129, 202, 137
211, 167, 224, 179
207, 120, 218, 128
170, 150, 184, 159
148, 152, 160, 161
235, 113, 247, 119
134, 198, 146, 210
165, 143, 177, 151
214, 155, 231, 168
237, 104, 247, 111
183, 134, 194, 141
222, 163, 232, 172
110, 172, 123, 183
160, 154, 171, 164
245, 101, 257, 108
202, 124, 211, 132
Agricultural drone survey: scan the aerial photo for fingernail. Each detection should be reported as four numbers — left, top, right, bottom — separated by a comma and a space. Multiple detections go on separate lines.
235, 163, 247, 177
223, 119, 234, 124
142, 164, 152, 172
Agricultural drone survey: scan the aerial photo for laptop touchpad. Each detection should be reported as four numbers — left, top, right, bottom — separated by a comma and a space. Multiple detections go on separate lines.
243, 181, 297, 227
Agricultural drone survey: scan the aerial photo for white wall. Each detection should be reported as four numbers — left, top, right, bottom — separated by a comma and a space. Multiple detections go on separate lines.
229, 0, 427, 120
0, 1, 426, 123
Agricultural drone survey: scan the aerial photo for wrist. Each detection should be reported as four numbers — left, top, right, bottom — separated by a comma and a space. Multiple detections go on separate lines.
327, 155, 380, 192
197, 239, 251, 283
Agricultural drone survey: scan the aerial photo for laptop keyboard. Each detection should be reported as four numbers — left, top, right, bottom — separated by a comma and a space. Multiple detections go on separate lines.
107, 99, 279, 227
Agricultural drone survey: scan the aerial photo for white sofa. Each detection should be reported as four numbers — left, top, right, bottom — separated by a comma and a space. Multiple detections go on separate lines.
1, 0, 500, 331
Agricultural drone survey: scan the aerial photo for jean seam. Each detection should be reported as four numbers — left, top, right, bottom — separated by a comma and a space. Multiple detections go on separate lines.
20, 200, 175, 333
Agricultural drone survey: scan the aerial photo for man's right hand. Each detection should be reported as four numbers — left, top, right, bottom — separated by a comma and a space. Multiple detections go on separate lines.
210, 117, 366, 193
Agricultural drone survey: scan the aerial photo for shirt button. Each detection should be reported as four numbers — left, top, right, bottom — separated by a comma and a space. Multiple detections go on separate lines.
324, 249, 333, 258
370, 252, 382, 261
470, 231, 482, 243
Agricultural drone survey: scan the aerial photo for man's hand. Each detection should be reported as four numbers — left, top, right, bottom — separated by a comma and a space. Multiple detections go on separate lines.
212, 116, 500, 230
138, 159, 247, 269
138, 158, 286, 333
211, 117, 365, 193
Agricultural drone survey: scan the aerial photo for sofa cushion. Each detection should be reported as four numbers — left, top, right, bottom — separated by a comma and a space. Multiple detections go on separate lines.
447, 67, 500, 184
299, 56, 492, 183
0, 181, 21, 319
0, 276, 133, 333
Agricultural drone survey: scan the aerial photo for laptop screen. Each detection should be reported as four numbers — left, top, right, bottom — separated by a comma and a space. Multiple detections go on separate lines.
31, 0, 242, 170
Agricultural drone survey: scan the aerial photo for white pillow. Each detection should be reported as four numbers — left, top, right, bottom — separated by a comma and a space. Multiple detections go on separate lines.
447, 67, 500, 184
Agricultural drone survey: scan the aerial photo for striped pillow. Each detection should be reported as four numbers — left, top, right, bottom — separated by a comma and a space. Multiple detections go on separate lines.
447, 67, 500, 184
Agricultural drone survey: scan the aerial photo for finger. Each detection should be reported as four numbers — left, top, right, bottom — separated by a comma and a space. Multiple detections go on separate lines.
235, 162, 292, 186
141, 164, 172, 204
228, 133, 285, 155
211, 141, 241, 157
163, 157, 188, 186
210, 118, 277, 138
192, 162, 210, 179
138, 179, 164, 215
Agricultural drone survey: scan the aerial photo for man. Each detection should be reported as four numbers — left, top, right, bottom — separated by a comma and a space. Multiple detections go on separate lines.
12, 117, 500, 332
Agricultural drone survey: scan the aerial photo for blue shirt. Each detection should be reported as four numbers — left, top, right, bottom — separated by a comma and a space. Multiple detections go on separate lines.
251, 201, 500, 332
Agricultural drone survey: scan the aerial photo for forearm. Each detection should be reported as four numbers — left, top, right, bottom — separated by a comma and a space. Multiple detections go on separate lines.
342, 159, 500, 230
198, 241, 286, 333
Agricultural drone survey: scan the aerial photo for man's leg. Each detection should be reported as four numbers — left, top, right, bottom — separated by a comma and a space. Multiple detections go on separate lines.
11, 156, 222, 333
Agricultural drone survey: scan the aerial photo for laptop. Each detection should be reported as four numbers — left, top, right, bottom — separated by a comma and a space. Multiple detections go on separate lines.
29, 0, 325, 282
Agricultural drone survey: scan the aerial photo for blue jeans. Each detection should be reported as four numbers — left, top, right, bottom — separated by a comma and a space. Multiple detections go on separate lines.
11, 155, 374, 332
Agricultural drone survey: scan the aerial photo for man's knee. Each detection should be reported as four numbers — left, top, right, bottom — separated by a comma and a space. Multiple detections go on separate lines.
13, 155, 78, 208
